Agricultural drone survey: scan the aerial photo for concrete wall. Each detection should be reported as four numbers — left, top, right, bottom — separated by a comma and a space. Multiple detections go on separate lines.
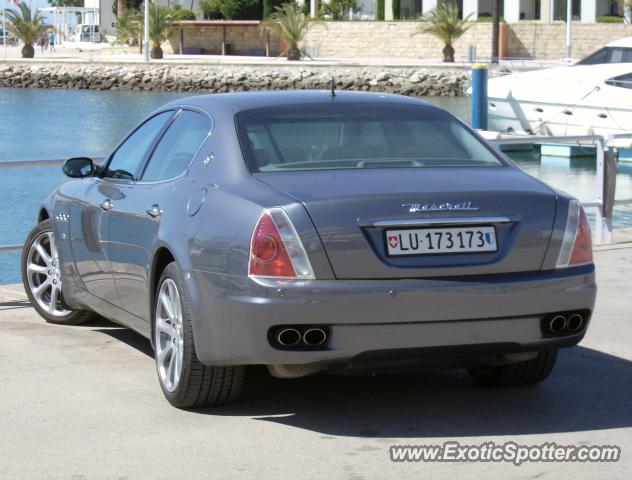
506, 21, 632, 59
303, 21, 495, 60
301, 20, 632, 60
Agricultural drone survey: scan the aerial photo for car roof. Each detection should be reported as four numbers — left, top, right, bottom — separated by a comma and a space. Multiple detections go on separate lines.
161, 90, 439, 115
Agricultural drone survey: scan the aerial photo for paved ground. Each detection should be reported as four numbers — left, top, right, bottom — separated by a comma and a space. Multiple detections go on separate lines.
0, 43, 563, 70
1, 246, 631, 479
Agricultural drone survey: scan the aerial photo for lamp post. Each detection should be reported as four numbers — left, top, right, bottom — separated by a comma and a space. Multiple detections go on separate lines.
565, 0, 572, 62
3, 0, 7, 61
144, 0, 149, 61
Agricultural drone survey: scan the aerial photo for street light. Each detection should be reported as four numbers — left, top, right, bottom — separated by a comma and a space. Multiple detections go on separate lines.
565, 0, 572, 62
144, 0, 149, 62
2, 0, 7, 61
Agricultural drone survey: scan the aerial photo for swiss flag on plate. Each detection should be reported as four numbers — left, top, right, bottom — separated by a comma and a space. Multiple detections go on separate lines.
388, 236, 398, 248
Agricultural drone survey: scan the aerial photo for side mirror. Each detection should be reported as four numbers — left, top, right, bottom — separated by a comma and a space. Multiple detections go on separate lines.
63, 157, 95, 178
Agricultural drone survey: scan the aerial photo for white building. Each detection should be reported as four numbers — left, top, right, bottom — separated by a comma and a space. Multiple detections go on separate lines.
377, 0, 628, 23
93, 0, 201, 40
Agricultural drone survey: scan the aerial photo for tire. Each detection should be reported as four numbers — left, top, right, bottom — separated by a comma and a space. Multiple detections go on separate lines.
468, 350, 558, 387
22, 219, 96, 325
153, 262, 244, 408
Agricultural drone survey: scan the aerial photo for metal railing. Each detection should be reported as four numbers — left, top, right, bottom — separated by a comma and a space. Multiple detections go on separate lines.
459, 56, 566, 71
491, 133, 632, 245
0, 158, 68, 254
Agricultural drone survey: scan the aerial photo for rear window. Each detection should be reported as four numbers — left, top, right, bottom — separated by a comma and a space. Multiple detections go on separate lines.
235, 103, 504, 172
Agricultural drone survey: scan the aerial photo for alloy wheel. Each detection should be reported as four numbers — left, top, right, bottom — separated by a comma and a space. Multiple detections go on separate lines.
155, 278, 184, 392
26, 230, 70, 317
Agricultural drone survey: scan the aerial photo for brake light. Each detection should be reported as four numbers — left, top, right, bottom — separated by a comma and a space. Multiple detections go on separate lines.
556, 200, 593, 268
248, 208, 315, 279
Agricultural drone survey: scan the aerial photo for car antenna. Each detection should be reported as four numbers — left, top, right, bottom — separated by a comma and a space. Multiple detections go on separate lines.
330, 77, 336, 97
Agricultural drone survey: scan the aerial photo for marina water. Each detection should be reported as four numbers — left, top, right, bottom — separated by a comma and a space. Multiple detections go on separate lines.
1, 88, 631, 284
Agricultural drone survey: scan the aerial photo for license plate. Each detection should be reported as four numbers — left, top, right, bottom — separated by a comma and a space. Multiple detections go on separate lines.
385, 226, 497, 256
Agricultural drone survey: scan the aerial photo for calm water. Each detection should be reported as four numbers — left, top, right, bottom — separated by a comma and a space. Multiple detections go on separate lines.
0, 89, 631, 284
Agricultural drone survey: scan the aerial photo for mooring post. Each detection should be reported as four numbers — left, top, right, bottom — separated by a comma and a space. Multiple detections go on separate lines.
471, 65, 488, 130
602, 135, 617, 244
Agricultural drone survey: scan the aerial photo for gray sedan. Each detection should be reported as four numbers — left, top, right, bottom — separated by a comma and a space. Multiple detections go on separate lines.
21, 91, 596, 408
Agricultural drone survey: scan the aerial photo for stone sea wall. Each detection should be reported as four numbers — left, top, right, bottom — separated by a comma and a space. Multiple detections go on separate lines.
0, 64, 469, 97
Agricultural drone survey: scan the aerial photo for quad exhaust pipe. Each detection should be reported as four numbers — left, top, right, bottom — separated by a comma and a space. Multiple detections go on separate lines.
567, 313, 584, 332
548, 315, 568, 334
276, 328, 302, 347
271, 325, 330, 349
303, 328, 327, 346
543, 311, 587, 336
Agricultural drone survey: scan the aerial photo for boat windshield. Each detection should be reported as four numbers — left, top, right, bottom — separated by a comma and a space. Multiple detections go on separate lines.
577, 46, 632, 65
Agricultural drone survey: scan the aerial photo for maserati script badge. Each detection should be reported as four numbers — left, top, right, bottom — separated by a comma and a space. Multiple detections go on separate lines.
402, 201, 479, 213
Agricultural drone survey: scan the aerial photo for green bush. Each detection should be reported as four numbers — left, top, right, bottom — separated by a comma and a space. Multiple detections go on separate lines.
263, 0, 286, 18
301, 0, 310, 16
199, 0, 261, 20
199, 0, 223, 19
376, 0, 384, 20
596, 15, 624, 23
320, 0, 358, 20
392, 0, 400, 20
172, 5, 197, 20
476, 15, 505, 22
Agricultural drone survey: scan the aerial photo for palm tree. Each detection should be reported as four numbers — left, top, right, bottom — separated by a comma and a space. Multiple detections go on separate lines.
413, 2, 472, 63
4, 3, 50, 59
148, 2, 176, 59
265, 3, 314, 61
115, 9, 143, 52
491, 0, 500, 64
118, 0, 127, 19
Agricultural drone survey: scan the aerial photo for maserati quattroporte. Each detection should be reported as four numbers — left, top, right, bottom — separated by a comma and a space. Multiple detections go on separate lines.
22, 91, 596, 408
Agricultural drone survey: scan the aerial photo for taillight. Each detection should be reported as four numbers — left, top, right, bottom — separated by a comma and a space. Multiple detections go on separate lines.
556, 200, 593, 268
248, 208, 315, 279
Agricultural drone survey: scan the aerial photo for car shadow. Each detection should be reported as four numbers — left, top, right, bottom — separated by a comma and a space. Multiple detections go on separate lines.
0, 300, 32, 310
91, 324, 632, 438
209, 346, 632, 438
96, 326, 155, 358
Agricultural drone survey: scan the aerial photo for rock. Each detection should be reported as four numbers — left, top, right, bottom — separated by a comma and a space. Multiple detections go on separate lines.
408, 72, 422, 83
0, 63, 469, 97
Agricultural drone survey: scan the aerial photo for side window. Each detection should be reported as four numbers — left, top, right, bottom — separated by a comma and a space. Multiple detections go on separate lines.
611, 48, 624, 63
106, 111, 173, 180
141, 111, 210, 182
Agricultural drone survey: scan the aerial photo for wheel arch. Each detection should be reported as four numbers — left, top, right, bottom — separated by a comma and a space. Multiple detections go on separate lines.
150, 246, 176, 308
38, 208, 50, 223
148, 246, 176, 348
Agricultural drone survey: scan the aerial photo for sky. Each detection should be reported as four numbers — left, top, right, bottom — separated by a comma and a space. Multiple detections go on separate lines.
2, 0, 60, 22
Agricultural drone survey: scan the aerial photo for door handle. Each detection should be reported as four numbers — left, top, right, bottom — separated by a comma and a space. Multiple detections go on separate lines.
100, 199, 113, 211
146, 205, 163, 218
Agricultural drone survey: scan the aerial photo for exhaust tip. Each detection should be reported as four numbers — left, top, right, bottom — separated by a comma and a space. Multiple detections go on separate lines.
567, 313, 584, 331
277, 328, 301, 347
303, 328, 327, 346
549, 315, 568, 334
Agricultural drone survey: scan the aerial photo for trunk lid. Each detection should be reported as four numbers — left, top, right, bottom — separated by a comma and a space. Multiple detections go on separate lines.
255, 167, 557, 279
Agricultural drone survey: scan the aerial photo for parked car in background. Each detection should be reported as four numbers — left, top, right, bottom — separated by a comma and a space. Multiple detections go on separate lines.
22, 91, 596, 409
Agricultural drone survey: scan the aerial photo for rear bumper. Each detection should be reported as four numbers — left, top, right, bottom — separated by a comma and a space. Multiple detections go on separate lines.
187, 265, 596, 366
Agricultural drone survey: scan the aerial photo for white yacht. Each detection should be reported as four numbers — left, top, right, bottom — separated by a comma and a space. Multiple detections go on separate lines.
484, 38, 632, 137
